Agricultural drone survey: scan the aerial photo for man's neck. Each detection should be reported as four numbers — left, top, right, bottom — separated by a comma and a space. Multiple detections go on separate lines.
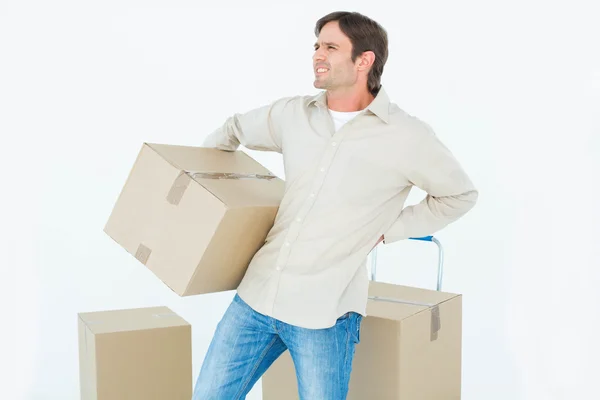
326, 87, 374, 112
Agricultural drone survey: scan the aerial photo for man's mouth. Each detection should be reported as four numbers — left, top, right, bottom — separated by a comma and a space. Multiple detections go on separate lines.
315, 67, 329, 74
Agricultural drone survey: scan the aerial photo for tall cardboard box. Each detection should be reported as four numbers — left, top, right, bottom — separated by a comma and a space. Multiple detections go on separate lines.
104, 142, 285, 296
262, 281, 462, 399
78, 306, 192, 400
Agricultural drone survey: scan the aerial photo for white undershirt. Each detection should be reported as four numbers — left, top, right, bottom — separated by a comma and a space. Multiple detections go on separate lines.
328, 109, 362, 131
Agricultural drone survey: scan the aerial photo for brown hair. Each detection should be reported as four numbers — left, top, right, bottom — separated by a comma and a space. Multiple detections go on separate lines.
314, 11, 388, 96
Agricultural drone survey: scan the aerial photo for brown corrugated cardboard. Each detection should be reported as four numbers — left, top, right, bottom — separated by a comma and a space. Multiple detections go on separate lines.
78, 306, 192, 400
262, 280, 462, 399
104, 142, 285, 296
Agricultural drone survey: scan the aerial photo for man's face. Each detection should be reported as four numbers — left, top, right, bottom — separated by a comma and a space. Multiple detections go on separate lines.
313, 21, 358, 91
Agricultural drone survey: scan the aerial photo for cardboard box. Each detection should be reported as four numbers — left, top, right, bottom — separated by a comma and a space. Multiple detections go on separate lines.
262, 281, 462, 399
78, 306, 192, 400
104, 142, 285, 296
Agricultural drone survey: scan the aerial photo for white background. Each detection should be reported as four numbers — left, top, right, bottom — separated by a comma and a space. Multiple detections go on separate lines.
1, 0, 599, 399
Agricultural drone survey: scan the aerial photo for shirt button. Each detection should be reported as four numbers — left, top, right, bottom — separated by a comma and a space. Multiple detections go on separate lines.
320, 167, 325, 172
276, 266, 282, 271
332, 142, 337, 146
310, 193, 315, 197
296, 217, 302, 222
285, 242, 290, 246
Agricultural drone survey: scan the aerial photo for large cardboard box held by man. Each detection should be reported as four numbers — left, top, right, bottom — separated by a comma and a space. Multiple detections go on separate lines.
104, 142, 285, 296
77, 306, 192, 399
262, 280, 462, 399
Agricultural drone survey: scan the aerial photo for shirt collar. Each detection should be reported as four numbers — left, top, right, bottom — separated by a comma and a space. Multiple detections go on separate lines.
308, 85, 390, 124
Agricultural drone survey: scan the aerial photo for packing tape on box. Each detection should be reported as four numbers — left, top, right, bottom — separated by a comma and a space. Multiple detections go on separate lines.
167, 171, 192, 205
368, 295, 441, 341
190, 172, 278, 181
166, 170, 277, 206
152, 312, 179, 318
135, 243, 152, 265
81, 319, 103, 355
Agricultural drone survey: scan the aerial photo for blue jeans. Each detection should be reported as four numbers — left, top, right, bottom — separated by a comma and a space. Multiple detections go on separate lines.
192, 293, 363, 400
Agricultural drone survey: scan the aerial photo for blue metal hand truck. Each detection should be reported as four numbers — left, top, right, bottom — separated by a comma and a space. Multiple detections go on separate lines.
369, 236, 444, 291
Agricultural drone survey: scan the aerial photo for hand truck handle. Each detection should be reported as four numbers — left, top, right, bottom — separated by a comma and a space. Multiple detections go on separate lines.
369, 236, 444, 291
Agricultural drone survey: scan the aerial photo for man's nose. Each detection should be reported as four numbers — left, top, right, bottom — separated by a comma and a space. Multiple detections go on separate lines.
313, 50, 326, 62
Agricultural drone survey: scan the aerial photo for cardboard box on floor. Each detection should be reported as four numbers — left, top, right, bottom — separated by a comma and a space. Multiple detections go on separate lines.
262, 280, 462, 399
78, 306, 192, 400
104, 142, 285, 296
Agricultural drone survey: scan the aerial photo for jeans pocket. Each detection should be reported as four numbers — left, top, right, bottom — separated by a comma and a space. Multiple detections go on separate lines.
336, 312, 350, 323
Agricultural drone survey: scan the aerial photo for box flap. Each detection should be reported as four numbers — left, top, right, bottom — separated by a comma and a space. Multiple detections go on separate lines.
146, 143, 272, 175
366, 281, 459, 321
147, 143, 285, 208
191, 175, 285, 208
78, 306, 189, 335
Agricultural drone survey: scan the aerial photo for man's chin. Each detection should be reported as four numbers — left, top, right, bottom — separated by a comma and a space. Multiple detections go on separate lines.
313, 79, 326, 89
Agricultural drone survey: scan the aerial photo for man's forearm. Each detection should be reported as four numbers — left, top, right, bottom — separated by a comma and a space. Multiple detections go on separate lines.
383, 189, 478, 244
201, 96, 295, 153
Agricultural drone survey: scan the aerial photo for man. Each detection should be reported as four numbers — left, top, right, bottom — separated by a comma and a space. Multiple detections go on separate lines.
193, 11, 478, 400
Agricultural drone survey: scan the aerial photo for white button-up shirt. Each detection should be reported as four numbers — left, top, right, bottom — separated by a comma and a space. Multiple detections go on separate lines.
202, 86, 478, 329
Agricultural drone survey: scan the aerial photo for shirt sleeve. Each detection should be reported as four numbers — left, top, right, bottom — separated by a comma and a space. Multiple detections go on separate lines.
201, 96, 296, 153
383, 122, 478, 244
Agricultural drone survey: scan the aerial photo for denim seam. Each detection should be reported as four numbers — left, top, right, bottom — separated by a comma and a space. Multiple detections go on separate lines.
343, 318, 351, 384
234, 335, 279, 399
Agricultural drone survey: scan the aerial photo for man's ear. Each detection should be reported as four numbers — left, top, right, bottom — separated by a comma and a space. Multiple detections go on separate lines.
357, 51, 375, 71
